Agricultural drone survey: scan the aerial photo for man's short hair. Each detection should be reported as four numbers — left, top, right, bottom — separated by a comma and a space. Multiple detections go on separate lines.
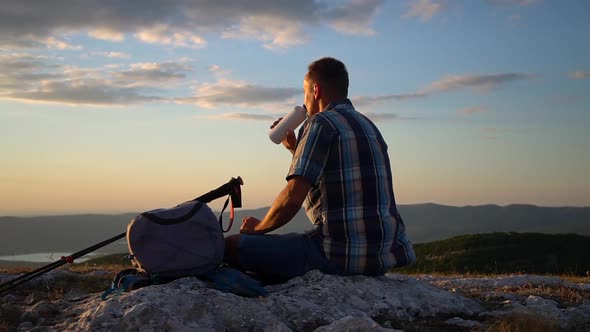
306, 57, 349, 98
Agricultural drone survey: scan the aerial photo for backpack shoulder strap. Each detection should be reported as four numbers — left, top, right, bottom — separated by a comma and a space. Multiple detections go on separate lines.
203, 267, 268, 297
101, 269, 153, 300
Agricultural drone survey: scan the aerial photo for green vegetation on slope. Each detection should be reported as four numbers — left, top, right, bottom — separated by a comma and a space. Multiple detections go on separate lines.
397, 232, 590, 276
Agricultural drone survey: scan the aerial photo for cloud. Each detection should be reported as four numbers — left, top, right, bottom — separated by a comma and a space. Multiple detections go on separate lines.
0, 0, 382, 50
0, 53, 189, 106
178, 79, 301, 109
88, 28, 125, 42
207, 113, 276, 121
208, 64, 231, 77
0, 53, 295, 109
0, 53, 60, 93
105, 52, 131, 59
403, 0, 445, 22
323, 0, 384, 36
458, 106, 489, 115
87, 51, 131, 59
43, 37, 83, 50
135, 24, 207, 48
8, 80, 159, 106
2, 36, 83, 50
351, 72, 536, 108
422, 73, 537, 93
221, 16, 308, 50
362, 112, 398, 121
351, 92, 428, 108
487, 0, 537, 6
113, 62, 192, 87
569, 71, 590, 80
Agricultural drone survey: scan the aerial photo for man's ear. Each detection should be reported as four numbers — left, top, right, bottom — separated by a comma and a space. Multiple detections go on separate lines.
313, 83, 320, 99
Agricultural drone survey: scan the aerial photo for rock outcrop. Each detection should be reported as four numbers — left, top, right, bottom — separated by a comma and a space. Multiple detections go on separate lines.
1, 270, 589, 331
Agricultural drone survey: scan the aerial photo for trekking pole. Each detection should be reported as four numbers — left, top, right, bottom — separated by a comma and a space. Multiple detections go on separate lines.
0, 232, 126, 296
0, 176, 243, 296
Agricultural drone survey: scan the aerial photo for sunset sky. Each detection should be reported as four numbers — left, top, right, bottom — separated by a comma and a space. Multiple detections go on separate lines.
1, 0, 589, 216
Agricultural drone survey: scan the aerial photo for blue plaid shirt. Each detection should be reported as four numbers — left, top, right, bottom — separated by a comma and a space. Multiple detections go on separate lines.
287, 99, 415, 275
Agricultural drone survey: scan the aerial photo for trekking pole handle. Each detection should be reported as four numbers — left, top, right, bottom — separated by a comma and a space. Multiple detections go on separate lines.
193, 176, 243, 205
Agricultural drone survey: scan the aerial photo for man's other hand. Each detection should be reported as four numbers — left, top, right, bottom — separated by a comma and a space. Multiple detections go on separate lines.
240, 216, 262, 234
282, 130, 297, 153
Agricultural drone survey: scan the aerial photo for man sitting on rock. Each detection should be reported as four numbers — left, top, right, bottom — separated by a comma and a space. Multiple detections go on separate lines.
224, 57, 415, 281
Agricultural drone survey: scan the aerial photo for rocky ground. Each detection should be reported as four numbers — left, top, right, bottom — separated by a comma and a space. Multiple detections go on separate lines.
1, 269, 589, 331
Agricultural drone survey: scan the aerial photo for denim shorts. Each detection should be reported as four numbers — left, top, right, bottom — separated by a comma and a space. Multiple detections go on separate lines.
237, 229, 343, 279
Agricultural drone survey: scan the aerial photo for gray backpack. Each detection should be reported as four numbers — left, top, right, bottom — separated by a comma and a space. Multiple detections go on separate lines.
126, 200, 224, 277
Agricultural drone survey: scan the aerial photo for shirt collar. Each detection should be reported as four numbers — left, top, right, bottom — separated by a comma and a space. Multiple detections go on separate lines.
323, 98, 353, 112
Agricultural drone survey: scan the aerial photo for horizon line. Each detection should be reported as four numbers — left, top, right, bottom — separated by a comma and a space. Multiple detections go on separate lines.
1, 202, 589, 218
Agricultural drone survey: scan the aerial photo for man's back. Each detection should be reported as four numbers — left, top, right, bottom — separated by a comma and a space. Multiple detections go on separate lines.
288, 100, 415, 275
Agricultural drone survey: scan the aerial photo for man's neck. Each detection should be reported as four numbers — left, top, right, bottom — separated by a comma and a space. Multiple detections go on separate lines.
319, 96, 348, 113
318, 99, 331, 113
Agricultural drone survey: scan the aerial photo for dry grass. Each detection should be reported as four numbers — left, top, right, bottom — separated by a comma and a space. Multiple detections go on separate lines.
403, 272, 590, 314
509, 282, 590, 307
1, 271, 114, 301
1, 262, 130, 275
1, 262, 131, 301
404, 271, 590, 281
44, 273, 111, 300
0, 265, 44, 275
402, 273, 589, 332
70, 263, 132, 274
559, 272, 590, 284
482, 313, 560, 332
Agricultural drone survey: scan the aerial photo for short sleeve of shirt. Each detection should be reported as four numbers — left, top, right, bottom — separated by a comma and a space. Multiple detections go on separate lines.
287, 115, 335, 186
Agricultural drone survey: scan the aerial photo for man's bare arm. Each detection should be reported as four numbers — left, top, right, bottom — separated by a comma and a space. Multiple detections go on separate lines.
244, 176, 311, 234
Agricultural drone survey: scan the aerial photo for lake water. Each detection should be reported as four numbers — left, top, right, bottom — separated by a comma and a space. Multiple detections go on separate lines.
0, 252, 105, 263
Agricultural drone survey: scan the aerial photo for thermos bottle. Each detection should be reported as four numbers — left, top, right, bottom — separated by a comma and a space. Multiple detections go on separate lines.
268, 105, 308, 144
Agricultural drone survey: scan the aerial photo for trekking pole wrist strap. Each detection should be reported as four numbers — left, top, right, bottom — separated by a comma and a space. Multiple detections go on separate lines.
218, 195, 234, 233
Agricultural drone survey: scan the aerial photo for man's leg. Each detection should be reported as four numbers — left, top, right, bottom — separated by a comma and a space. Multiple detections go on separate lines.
224, 234, 243, 269
224, 232, 321, 282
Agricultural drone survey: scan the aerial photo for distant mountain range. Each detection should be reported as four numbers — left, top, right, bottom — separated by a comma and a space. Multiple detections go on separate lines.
0, 204, 588, 256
